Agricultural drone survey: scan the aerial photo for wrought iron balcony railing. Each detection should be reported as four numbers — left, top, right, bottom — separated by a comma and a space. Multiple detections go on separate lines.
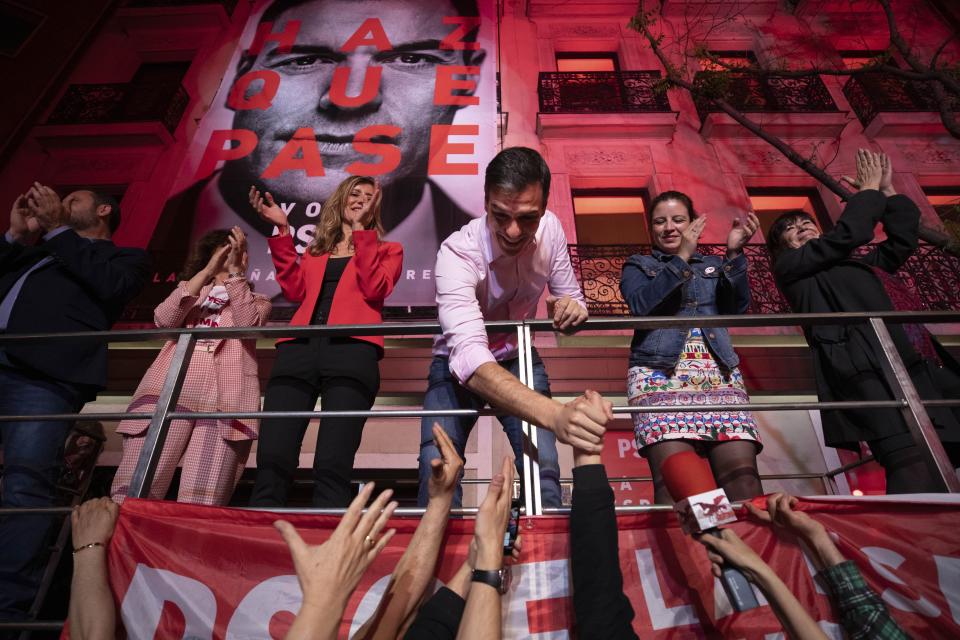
46, 82, 190, 134
538, 71, 672, 114
842, 73, 954, 128
693, 72, 839, 120
568, 243, 960, 316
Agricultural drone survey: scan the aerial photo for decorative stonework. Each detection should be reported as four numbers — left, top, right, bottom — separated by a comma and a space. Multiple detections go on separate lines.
901, 145, 960, 168
564, 146, 653, 172
540, 23, 621, 39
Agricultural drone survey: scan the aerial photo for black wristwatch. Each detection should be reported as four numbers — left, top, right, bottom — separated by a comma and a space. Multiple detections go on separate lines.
472, 567, 511, 594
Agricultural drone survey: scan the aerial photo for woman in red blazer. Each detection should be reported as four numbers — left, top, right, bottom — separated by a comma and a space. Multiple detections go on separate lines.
247, 176, 403, 507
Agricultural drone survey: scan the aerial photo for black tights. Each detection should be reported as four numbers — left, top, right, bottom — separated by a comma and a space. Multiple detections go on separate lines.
875, 442, 960, 494
646, 439, 763, 505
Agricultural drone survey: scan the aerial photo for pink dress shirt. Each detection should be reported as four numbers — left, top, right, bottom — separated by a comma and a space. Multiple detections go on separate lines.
433, 210, 586, 384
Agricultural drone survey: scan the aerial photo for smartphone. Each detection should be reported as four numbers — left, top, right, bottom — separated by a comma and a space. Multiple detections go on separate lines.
503, 499, 521, 556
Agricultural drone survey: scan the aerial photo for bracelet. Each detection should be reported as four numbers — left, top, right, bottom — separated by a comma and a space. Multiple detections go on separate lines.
227, 272, 245, 279
72, 541, 106, 555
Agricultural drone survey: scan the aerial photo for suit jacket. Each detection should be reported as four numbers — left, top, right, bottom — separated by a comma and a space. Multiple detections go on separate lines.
269, 229, 403, 357
142, 176, 467, 310
774, 191, 960, 448
0, 229, 149, 395
118, 278, 272, 440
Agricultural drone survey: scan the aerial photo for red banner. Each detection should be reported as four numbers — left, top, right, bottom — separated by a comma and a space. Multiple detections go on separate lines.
91, 496, 960, 638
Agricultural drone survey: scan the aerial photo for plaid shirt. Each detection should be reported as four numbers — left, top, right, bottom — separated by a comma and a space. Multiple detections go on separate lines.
819, 561, 910, 640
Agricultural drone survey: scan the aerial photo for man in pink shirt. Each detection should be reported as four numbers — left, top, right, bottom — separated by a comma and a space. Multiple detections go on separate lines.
418, 147, 611, 507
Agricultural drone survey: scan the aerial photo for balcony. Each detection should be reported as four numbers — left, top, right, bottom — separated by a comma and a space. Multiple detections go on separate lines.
568, 243, 960, 316
39, 82, 189, 146
536, 71, 678, 139
843, 73, 957, 138
693, 72, 846, 139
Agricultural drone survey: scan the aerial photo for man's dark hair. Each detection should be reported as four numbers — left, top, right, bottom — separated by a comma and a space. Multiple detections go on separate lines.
647, 190, 697, 228
92, 192, 122, 235
767, 210, 817, 261
484, 147, 551, 205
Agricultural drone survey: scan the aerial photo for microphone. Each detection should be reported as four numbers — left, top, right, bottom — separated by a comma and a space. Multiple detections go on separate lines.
661, 450, 760, 612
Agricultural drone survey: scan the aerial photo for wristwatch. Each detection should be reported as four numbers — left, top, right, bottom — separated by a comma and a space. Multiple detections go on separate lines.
471, 567, 511, 594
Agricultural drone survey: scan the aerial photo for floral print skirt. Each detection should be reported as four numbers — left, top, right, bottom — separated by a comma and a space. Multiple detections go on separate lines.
627, 329, 762, 452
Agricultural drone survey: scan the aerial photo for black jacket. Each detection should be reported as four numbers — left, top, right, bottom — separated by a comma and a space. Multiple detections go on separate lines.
773, 190, 960, 449
0, 229, 150, 396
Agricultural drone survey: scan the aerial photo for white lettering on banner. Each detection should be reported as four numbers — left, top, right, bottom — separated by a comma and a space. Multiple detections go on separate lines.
406, 270, 415, 280
934, 555, 960, 624
348, 573, 395, 637
225, 575, 301, 639
764, 621, 842, 640
305, 202, 321, 218
634, 548, 699, 630
280, 202, 296, 216
296, 224, 316, 246
617, 438, 641, 459
504, 560, 570, 639
120, 565, 216, 640
621, 482, 633, 491
862, 547, 941, 617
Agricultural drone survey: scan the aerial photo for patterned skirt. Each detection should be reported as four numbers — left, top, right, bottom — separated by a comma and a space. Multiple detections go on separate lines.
627, 329, 762, 452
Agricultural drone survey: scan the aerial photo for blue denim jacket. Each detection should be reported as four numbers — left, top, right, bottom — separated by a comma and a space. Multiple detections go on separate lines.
620, 249, 750, 369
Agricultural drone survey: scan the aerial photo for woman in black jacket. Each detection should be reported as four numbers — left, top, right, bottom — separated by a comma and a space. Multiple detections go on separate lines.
768, 149, 960, 493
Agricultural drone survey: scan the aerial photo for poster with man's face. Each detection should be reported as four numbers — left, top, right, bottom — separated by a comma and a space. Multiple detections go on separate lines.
149, 0, 496, 310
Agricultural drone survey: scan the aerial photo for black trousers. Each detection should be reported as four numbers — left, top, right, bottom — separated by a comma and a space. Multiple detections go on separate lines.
250, 337, 379, 508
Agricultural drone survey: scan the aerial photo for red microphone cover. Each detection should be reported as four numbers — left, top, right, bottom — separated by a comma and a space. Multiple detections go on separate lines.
660, 450, 717, 501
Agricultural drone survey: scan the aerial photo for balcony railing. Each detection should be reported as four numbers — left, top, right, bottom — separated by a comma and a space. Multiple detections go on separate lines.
538, 71, 671, 114
842, 73, 953, 128
693, 72, 838, 120
568, 243, 960, 316
46, 82, 190, 134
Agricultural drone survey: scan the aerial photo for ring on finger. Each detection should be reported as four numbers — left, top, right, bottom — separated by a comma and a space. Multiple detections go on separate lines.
364, 534, 375, 547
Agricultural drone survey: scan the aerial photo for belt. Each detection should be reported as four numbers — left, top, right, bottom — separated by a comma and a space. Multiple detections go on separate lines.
195, 341, 217, 353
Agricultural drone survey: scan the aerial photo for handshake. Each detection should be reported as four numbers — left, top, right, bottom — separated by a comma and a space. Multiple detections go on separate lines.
552, 389, 614, 462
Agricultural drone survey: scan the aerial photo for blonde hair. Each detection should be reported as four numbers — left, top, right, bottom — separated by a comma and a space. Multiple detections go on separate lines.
307, 176, 384, 256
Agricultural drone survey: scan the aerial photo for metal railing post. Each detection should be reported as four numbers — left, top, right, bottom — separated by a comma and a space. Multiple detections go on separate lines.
127, 333, 196, 498
868, 317, 960, 492
516, 323, 543, 515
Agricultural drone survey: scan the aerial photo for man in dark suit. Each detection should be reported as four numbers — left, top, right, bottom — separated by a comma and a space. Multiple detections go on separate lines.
0, 184, 149, 621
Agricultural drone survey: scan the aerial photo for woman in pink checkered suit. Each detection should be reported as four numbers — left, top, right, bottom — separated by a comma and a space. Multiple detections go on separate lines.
111, 227, 271, 505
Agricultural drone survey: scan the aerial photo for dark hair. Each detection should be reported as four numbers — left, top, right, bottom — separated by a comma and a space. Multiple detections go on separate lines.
92, 192, 121, 234
179, 229, 232, 280
647, 190, 697, 229
484, 147, 551, 205
766, 210, 817, 261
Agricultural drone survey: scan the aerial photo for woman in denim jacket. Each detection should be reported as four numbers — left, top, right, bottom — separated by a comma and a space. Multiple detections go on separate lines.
620, 191, 763, 504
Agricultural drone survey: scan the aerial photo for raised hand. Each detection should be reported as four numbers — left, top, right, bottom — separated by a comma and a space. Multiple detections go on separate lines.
726, 211, 760, 254
356, 180, 382, 230
9, 194, 41, 243
678, 215, 707, 262
225, 226, 249, 276
248, 185, 287, 231
545, 294, 588, 331
427, 423, 465, 502
71, 497, 119, 550
275, 483, 397, 610
203, 243, 231, 282
26, 182, 66, 232
856, 149, 882, 192
696, 528, 769, 584
473, 456, 515, 571
879, 152, 896, 196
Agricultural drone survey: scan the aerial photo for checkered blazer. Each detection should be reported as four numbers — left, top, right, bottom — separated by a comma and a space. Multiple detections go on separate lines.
119, 277, 271, 440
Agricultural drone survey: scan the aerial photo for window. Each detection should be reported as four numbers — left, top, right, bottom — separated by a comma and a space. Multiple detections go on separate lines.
699, 50, 756, 71
838, 50, 888, 70
556, 52, 619, 73
925, 189, 960, 243
747, 188, 832, 240
572, 189, 649, 245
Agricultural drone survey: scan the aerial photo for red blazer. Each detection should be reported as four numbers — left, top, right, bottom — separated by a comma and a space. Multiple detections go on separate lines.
268, 229, 403, 357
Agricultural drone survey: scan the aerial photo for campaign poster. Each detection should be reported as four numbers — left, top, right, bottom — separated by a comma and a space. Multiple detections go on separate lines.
147, 0, 497, 313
